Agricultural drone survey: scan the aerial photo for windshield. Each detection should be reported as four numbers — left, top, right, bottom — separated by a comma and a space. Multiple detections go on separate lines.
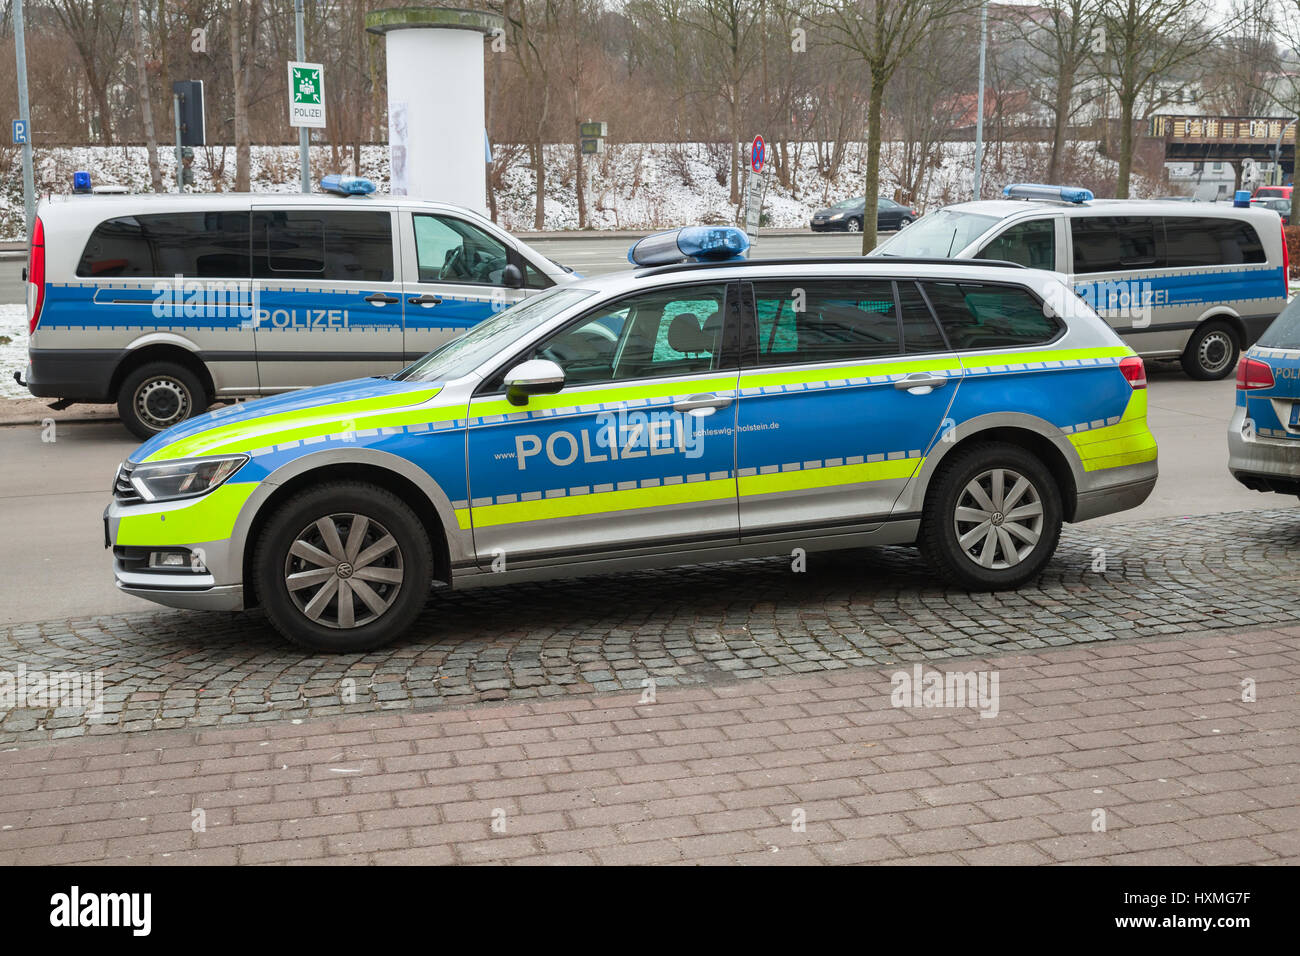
831, 197, 864, 209
1258, 297, 1300, 349
394, 286, 596, 383
873, 209, 999, 258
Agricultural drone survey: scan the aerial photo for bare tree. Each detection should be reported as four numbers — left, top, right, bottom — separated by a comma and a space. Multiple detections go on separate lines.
129, 0, 163, 191
228, 0, 261, 191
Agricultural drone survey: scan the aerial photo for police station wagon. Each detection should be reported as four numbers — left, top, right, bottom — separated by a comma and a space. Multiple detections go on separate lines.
872, 184, 1289, 380
19, 181, 573, 438
103, 227, 1158, 652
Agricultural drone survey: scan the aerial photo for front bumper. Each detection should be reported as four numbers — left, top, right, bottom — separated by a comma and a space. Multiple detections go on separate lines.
1228, 405, 1300, 494
810, 220, 848, 232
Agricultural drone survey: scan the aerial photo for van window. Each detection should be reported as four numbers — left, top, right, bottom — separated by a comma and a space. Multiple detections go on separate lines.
922, 282, 1060, 350
76, 212, 250, 278
978, 218, 1056, 269
1071, 217, 1160, 273
753, 280, 901, 365
252, 209, 393, 282
1163, 217, 1266, 266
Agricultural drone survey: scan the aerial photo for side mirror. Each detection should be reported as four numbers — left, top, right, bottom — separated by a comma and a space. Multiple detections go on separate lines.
504, 359, 564, 406
502, 263, 524, 290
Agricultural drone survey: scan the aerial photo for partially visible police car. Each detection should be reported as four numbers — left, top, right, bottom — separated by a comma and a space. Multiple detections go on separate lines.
872, 183, 1289, 380
104, 225, 1158, 651
19, 176, 573, 438
1229, 297, 1300, 496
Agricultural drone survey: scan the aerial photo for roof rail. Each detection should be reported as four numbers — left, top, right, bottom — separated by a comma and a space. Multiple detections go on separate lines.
633, 256, 1028, 278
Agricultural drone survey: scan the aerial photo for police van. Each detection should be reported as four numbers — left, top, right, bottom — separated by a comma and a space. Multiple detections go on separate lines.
18, 177, 574, 438
872, 184, 1290, 380
104, 226, 1158, 651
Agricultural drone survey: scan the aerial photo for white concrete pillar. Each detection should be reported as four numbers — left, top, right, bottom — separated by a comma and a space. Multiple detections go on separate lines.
366, 8, 503, 213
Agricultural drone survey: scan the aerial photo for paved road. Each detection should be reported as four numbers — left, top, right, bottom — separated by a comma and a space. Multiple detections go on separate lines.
0, 369, 1283, 627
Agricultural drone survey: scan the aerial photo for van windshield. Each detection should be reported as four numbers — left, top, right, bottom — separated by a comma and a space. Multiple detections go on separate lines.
394, 286, 596, 383
873, 209, 998, 258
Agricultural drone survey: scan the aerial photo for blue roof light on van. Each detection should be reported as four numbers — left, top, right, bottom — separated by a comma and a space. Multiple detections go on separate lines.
72, 171, 93, 194
320, 175, 377, 196
1003, 183, 1094, 204
628, 226, 750, 267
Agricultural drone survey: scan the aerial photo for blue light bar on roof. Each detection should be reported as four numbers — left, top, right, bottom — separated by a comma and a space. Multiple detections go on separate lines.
1002, 183, 1094, 204
628, 226, 750, 267
320, 174, 376, 196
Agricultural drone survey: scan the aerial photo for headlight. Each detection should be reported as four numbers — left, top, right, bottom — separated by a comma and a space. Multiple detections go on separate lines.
829, 212, 844, 220
128, 455, 248, 503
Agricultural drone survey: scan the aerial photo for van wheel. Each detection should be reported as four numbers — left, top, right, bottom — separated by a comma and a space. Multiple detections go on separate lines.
253, 481, 433, 652
117, 362, 206, 440
1180, 321, 1239, 380
919, 442, 1063, 591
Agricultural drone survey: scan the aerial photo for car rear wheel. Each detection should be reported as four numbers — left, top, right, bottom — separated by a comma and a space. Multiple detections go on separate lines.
846, 218, 861, 233
117, 362, 206, 440
1180, 320, 1239, 380
253, 481, 433, 652
899, 216, 913, 227
919, 442, 1063, 590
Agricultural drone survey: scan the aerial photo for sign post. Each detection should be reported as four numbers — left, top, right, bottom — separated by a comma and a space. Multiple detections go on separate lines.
745, 136, 767, 246
288, 60, 327, 159
293, 0, 311, 194
12, 0, 35, 237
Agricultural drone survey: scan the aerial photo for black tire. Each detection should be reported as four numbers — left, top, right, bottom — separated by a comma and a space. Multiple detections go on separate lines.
117, 361, 207, 440
846, 217, 862, 233
899, 216, 913, 227
919, 442, 1063, 591
1180, 320, 1240, 380
253, 481, 433, 652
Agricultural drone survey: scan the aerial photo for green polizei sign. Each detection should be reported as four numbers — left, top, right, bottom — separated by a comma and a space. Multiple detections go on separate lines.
288, 61, 326, 129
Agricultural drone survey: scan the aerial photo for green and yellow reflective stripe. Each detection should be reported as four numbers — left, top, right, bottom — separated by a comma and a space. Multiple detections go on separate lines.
469, 375, 741, 421
959, 346, 1132, 369
1068, 390, 1157, 472
737, 456, 921, 497
147, 387, 448, 461
741, 356, 959, 390
115, 481, 259, 546
463, 476, 736, 529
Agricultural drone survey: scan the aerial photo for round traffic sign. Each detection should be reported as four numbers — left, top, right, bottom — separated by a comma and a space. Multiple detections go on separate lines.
751, 135, 766, 174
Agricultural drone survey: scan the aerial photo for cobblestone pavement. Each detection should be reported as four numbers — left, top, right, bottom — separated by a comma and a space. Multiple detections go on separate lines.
0, 626, 1295, 865
1, 509, 1298, 746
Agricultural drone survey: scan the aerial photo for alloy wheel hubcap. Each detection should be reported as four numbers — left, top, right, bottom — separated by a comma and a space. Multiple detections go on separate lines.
135, 378, 190, 430
284, 513, 404, 629
953, 468, 1044, 570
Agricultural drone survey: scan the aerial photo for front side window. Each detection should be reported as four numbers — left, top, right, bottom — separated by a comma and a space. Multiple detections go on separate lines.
922, 282, 1060, 351
753, 279, 901, 365
252, 209, 393, 281
414, 214, 512, 286
1071, 216, 1159, 273
978, 218, 1056, 269
498, 284, 730, 388
76, 211, 250, 278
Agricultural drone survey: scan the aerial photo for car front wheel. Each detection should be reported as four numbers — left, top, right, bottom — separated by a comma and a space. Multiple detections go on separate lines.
846, 217, 862, 233
919, 442, 1063, 590
253, 481, 433, 652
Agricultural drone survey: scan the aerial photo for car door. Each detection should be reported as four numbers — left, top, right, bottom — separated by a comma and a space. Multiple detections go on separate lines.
734, 277, 961, 538
399, 211, 538, 362
464, 281, 743, 567
251, 205, 405, 390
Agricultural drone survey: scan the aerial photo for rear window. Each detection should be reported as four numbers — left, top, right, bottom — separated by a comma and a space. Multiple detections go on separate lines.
252, 209, 394, 282
1163, 217, 1265, 267
1257, 297, 1300, 349
76, 212, 250, 278
921, 282, 1060, 351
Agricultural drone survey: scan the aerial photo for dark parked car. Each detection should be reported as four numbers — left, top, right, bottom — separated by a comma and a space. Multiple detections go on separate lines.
811, 197, 918, 233
1251, 197, 1291, 225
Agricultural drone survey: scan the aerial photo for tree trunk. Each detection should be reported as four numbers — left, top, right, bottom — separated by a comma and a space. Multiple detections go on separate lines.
230, 0, 252, 192
1116, 96, 1135, 199
533, 142, 546, 230
861, 78, 885, 254
131, 0, 163, 192
1048, 64, 1073, 183
728, 98, 741, 205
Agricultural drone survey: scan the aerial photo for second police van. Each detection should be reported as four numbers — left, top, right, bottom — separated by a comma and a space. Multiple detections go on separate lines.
872, 183, 1290, 380
18, 176, 574, 438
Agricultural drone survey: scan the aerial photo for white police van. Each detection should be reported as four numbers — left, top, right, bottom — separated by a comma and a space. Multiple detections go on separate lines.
18, 176, 574, 438
872, 184, 1290, 380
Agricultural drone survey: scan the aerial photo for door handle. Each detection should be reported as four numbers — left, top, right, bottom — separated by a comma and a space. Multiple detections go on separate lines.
673, 393, 733, 414
365, 293, 400, 305
408, 294, 443, 306
893, 373, 949, 392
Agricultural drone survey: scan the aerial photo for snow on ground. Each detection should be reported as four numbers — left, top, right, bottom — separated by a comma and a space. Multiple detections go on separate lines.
0, 305, 29, 399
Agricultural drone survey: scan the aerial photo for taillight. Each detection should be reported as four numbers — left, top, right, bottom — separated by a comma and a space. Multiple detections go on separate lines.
27, 216, 45, 335
1119, 355, 1147, 389
1236, 357, 1275, 390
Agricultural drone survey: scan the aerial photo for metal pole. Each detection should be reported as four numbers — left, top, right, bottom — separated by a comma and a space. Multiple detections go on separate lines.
13, 0, 35, 237
173, 94, 183, 192
1274, 119, 1296, 187
973, 1, 988, 200
296, 0, 310, 193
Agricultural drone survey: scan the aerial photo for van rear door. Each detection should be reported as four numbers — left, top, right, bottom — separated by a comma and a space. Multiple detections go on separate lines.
251, 205, 405, 390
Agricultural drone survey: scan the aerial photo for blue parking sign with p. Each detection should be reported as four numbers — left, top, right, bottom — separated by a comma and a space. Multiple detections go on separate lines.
12, 120, 27, 145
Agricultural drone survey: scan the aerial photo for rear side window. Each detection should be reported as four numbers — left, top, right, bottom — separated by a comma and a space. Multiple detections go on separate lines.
76, 212, 250, 278
252, 209, 393, 281
898, 281, 947, 353
1163, 217, 1265, 266
922, 282, 1059, 351
1071, 216, 1159, 273
753, 280, 901, 365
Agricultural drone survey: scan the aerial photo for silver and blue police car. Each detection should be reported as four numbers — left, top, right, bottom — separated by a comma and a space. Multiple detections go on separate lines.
104, 226, 1158, 651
